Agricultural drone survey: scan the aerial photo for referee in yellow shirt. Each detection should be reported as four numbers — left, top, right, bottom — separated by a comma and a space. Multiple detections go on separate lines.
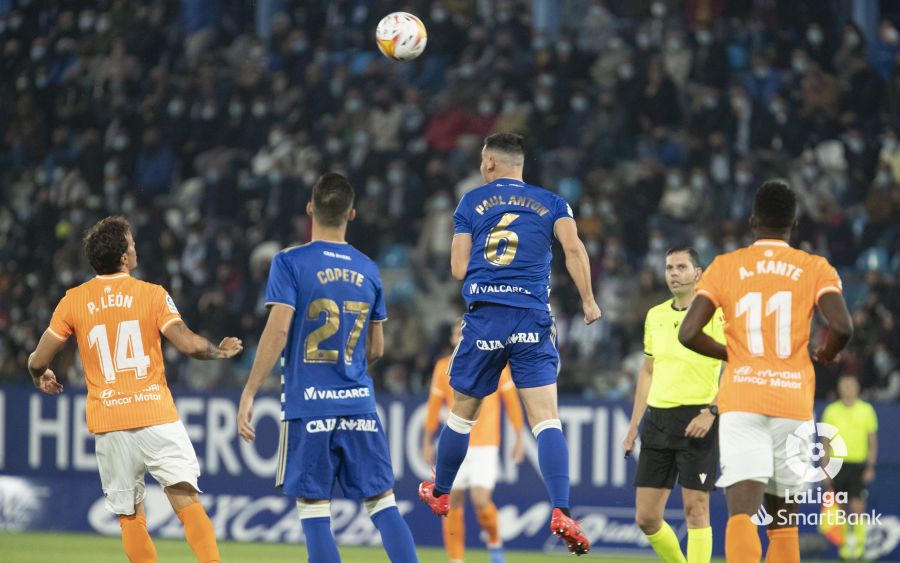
822, 374, 879, 561
623, 247, 725, 563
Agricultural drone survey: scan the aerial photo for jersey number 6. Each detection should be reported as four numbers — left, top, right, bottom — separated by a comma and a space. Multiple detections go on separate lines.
304, 299, 370, 364
484, 213, 520, 266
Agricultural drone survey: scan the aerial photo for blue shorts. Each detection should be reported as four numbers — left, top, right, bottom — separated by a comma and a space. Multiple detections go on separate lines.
449, 303, 559, 398
276, 413, 394, 500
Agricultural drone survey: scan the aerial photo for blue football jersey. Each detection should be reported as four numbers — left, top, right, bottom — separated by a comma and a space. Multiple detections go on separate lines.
454, 179, 574, 311
265, 241, 386, 419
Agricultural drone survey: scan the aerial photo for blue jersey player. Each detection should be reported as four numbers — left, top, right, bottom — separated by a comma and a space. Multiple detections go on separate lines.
418, 133, 602, 556
238, 173, 418, 563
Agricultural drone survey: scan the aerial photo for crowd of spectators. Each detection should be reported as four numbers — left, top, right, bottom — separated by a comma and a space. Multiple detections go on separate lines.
1, 0, 899, 403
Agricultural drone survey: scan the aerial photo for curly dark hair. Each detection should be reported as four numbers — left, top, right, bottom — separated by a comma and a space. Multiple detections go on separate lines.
83, 216, 130, 275
753, 180, 797, 229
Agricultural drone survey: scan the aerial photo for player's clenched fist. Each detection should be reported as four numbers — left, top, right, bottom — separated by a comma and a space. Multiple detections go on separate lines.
219, 337, 243, 357
33, 368, 64, 395
583, 300, 602, 325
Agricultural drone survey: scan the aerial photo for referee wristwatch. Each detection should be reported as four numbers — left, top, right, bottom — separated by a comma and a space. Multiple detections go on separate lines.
702, 405, 719, 416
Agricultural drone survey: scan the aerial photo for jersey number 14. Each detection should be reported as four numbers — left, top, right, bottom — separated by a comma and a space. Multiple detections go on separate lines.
88, 320, 151, 383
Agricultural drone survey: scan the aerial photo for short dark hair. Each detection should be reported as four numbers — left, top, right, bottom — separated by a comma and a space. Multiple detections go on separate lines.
666, 246, 701, 267
753, 180, 796, 229
312, 172, 355, 227
84, 216, 130, 275
484, 132, 525, 157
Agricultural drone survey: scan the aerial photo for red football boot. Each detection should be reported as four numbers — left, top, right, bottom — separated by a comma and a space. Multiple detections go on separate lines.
417, 481, 450, 516
551, 508, 590, 555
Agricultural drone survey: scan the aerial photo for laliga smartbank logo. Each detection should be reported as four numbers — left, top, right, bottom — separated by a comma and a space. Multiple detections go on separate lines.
752, 487, 883, 527
785, 421, 846, 481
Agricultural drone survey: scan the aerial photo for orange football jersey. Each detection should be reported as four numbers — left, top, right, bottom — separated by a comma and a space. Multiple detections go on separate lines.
695, 240, 842, 420
425, 357, 524, 447
47, 273, 182, 433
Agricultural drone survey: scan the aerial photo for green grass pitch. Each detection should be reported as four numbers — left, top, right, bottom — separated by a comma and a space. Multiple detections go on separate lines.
0, 531, 842, 562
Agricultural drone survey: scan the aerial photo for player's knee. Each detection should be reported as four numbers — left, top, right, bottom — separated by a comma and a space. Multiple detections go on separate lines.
469, 488, 491, 508
296, 500, 331, 520
447, 411, 477, 434
363, 492, 398, 517
684, 499, 710, 528
164, 482, 199, 510
531, 418, 562, 439
635, 509, 663, 535
449, 489, 466, 509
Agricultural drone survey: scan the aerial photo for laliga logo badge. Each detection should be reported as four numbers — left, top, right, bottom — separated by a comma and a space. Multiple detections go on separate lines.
785, 421, 846, 482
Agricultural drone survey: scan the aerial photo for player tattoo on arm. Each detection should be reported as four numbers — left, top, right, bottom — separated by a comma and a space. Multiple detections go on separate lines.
163, 321, 242, 360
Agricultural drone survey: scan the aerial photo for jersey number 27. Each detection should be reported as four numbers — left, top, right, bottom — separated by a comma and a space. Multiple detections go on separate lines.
304, 299, 370, 364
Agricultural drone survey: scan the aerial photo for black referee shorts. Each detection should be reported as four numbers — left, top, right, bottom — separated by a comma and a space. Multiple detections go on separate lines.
634, 405, 718, 492
832, 462, 867, 500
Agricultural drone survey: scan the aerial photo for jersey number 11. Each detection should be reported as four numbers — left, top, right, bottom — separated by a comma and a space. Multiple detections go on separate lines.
736, 291, 792, 358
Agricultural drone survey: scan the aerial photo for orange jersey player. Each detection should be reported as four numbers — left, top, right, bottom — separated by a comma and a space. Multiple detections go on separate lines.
679, 181, 853, 563
28, 216, 243, 563
421, 324, 525, 563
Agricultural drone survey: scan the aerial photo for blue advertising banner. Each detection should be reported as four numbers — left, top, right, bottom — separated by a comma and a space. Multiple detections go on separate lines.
1, 385, 899, 560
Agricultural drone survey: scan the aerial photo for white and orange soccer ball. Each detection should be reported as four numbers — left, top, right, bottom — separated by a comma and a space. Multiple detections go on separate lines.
375, 12, 427, 61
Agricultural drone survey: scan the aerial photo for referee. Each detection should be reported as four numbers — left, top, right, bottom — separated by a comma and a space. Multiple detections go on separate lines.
821, 374, 879, 561
623, 247, 724, 563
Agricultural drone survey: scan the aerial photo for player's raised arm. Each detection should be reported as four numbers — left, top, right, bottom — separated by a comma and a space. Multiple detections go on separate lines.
553, 217, 601, 324
238, 303, 294, 441
678, 295, 727, 361
812, 292, 853, 364
162, 320, 243, 359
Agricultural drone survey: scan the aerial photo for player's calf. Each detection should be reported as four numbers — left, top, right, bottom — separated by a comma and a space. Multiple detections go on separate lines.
365, 491, 419, 563
298, 501, 341, 563
119, 512, 157, 563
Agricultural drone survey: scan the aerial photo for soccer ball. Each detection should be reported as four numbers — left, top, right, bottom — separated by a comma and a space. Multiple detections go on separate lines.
375, 12, 427, 61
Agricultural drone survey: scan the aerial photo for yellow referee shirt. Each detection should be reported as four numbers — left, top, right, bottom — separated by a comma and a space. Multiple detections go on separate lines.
644, 299, 725, 408
821, 399, 878, 463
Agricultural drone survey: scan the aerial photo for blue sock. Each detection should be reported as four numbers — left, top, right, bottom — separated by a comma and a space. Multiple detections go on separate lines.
300, 516, 341, 563
535, 421, 570, 509
369, 502, 419, 563
433, 413, 474, 494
